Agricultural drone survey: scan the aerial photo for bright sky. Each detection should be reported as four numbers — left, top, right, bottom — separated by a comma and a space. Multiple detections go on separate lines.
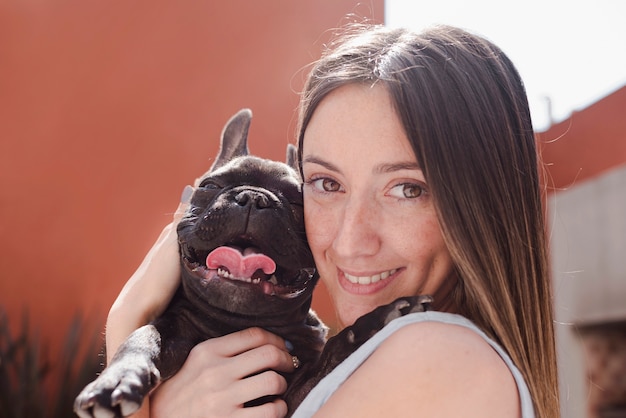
385, 0, 626, 131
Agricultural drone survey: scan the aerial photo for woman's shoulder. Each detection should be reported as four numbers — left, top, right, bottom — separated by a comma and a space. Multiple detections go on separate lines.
315, 317, 521, 417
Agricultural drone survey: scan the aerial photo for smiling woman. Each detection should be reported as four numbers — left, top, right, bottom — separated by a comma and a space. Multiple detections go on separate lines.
291, 24, 559, 417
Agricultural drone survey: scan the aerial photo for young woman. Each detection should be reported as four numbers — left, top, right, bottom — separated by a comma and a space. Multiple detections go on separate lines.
106, 24, 560, 417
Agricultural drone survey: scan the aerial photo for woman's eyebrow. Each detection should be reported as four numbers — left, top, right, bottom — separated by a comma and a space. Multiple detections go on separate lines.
375, 161, 422, 174
301, 155, 342, 173
303, 156, 421, 175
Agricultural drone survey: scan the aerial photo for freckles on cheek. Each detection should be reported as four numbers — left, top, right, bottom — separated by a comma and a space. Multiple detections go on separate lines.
304, 200, 321, 246
304, 204, 333, 255
304, 211, 324, 247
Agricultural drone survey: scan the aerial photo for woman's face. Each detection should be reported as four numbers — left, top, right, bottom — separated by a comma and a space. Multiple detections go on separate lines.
301, 84, 455, 327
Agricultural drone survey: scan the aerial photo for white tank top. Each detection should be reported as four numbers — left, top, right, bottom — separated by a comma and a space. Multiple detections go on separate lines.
291, 311, 535, 417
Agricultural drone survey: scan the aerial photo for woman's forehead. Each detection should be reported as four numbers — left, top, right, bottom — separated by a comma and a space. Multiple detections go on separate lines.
301, 84, 417, 170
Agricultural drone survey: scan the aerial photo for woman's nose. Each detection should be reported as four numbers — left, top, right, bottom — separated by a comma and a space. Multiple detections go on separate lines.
331, 197, 380, 259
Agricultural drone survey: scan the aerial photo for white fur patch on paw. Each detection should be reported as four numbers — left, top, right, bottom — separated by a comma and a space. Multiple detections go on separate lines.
93, 405, 116, 418
119, 398, 141, 416
74, 407, 93, 418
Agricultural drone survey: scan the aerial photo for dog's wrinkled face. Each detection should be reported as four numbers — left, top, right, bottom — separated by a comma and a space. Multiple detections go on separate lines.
176, 110, 317, 316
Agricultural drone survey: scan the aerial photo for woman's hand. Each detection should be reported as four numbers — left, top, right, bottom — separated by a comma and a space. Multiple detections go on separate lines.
150, 328, 297, 418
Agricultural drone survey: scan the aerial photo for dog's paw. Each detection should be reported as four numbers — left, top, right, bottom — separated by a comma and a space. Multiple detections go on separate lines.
345, 295, 433, 345
74, 360, 160, 418
379, 295, 433, 326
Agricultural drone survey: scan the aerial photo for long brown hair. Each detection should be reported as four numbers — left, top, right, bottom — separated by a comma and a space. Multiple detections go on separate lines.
296, 25, 559, 417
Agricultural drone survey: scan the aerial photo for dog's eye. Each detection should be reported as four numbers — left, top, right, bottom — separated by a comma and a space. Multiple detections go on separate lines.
199, 180, 222, 189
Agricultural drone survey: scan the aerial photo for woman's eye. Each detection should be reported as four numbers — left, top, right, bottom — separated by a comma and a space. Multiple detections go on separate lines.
310, 177, 342, 192
388, 183, 425, 199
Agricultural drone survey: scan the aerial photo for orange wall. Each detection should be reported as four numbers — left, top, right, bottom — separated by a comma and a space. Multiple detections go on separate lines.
538, 86, 626, 192
0, 0, 383, 359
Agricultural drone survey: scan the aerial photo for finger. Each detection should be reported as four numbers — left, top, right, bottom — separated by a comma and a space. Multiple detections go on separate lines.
233, 399, 288, 418
230, 371, 288, 407
174, 185, 194, 223
160, 337, 292, 394
180, 184, 195, 204
231, 344, 299, 381
200, 328, 290, 358
233, 399, 287, 418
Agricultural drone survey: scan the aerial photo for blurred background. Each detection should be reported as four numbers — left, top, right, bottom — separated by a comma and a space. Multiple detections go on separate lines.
0, 1, 624, 417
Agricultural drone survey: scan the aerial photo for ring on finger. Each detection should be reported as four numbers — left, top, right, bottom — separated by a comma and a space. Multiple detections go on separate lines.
292, 355, 301, 369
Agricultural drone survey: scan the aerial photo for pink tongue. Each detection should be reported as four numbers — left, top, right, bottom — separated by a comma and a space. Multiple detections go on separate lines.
206, 246, 276, 278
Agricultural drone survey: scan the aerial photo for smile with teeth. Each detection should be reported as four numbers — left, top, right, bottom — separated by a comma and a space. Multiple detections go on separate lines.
344, 269, 397, 285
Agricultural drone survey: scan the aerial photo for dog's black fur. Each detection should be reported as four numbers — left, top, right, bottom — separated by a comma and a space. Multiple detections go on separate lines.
74, 109, 432, 418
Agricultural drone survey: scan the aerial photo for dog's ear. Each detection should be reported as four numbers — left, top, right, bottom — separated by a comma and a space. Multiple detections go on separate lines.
286, 144, 298, 171
211, 109, 252, 171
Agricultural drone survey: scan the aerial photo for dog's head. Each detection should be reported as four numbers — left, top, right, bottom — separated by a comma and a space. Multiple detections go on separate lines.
177, 109, 318, 319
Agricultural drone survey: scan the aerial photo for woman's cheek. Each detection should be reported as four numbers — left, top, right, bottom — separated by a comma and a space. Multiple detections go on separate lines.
304, 197, 335, 256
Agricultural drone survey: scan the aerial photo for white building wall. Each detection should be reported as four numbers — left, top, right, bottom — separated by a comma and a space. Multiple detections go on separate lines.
548, 164, 626, 418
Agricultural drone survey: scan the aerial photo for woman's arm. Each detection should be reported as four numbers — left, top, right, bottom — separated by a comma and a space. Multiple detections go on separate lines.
103, 195, 188, 417
106, 217, 183, 363
314, 321, 521, 418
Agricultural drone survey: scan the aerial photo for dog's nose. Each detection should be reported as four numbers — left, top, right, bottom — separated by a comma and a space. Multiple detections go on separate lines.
235, 189, 271, 209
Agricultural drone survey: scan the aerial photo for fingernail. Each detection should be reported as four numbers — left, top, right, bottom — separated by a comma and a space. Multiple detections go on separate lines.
180, 185, 194, 203
285, 340, 294, 352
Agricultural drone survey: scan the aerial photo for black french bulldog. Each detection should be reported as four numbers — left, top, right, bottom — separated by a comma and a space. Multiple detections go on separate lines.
74, 109, 432, 418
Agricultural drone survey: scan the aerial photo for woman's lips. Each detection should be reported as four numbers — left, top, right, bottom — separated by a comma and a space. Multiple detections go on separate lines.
343, 268, 397, 284
337, 268, 401, 294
